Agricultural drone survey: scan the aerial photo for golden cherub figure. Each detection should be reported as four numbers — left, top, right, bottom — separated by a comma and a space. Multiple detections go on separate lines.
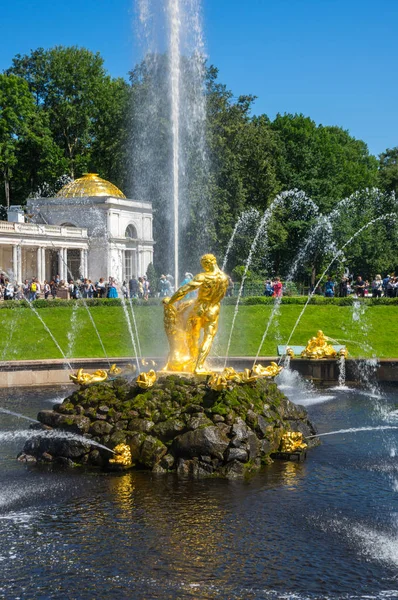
301, 330, 337, 359
163, 254, 229, 374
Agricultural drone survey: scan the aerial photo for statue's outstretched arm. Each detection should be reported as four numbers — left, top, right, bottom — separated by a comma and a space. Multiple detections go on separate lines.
168, 275, 203, 304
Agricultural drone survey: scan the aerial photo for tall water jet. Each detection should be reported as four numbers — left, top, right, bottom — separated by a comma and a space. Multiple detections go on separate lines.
134, 0, 208, 279
169, 0, 181, 285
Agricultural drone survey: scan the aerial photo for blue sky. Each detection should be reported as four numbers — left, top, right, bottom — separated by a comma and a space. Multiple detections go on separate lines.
1, 0, 396, 156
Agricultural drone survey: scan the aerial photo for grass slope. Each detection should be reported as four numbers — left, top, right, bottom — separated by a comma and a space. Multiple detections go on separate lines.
0, 303, 396, 361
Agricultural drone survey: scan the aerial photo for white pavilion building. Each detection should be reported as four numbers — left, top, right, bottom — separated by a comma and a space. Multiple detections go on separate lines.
0, 173, 154, 284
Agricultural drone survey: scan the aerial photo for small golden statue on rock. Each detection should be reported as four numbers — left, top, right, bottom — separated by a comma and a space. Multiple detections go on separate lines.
252, 362, 283, 378
136, 369, 157, 389
301, 330, 337, 359
70, 368, 108, 385
207, 363, 283, 391
163, 254, 229, 374
109, 444, 133, 467
280, 432, 307, 452
108, 363, 122, 376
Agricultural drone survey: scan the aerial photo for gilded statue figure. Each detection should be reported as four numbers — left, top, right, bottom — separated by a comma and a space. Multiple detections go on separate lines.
136, 369, 157, 389
70, 368, 108, 385
109, 444, 133, 467
280, 431, 307, 452
163, 254, 229, 374
301, 330, 337, 359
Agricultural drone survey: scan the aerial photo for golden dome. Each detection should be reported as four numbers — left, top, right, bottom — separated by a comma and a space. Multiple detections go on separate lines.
56, 173, 126, 199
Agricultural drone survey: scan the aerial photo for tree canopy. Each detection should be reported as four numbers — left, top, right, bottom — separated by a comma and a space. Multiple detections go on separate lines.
0, 45, 394, 282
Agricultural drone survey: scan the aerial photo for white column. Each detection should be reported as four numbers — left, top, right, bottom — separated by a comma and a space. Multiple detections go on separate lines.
79, 248, 87, 279
16, 246, 22, 284
138, 247, 143, 277
37, 248, 42, 283
121, 249, 125, 282
79, 249, 84, 279
63, 248, 68, 281
84, 249, 88, 278
12, 245, 18, 282
58, 249, 63, 281
41, 248, 46, 282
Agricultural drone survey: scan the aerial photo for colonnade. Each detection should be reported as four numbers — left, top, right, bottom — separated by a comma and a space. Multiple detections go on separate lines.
10, 245, 88, 283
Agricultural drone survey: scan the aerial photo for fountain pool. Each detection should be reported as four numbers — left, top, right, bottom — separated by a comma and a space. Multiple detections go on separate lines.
1, 382, 398, 599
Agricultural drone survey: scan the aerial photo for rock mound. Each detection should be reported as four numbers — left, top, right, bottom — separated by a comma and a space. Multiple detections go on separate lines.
20, 375, 317, 478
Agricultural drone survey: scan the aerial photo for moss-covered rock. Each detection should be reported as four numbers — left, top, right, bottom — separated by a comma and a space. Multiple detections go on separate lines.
21, 374, 318, 478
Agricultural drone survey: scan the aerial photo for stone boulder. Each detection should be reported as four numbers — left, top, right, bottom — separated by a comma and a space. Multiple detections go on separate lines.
20, 374, 318, 478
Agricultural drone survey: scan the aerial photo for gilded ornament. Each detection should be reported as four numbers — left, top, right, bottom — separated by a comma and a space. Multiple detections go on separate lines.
223, 367, 243, 383
301, 330, 337, 359
70, 368, 108, 385
286, 347, 295, 358
136, 369, 157, 389
208, 373, 229, 391
109, 364, 122, 376
109, 444, 133, 467
252, 362, 283, 378
339, 347, 349, 358
280, 432, 307, 452
163, 254, 229, 374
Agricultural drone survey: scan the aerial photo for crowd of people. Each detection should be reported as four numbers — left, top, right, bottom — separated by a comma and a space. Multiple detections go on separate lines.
317, 274, 398, 298
0, 273, 152, 302
2, 270, 398, 302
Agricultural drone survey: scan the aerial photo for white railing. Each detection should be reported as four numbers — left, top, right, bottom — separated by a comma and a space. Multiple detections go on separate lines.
0, 221, 87, 238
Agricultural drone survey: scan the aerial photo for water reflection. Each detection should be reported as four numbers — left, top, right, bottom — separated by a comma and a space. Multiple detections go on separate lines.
278, 461, 306, 489
1, 386, 398, 598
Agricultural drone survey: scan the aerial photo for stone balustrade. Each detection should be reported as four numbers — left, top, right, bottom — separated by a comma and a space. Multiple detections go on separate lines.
0, 221, 87, 238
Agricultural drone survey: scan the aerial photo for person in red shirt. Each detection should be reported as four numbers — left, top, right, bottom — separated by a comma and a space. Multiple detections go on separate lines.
273, 277, 283, 297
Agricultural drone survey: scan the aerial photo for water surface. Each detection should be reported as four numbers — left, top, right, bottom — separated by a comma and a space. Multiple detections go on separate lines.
0, 379, 397, 599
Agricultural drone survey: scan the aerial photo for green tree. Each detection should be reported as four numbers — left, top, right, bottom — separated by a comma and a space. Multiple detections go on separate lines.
379, 147, 398, 195
0, 74, 37, 207
146, 262, 158, 295
330, 188, 398, 278
89, 78, 131, 193
271, 114, 378, 213
8, 46, 118, 178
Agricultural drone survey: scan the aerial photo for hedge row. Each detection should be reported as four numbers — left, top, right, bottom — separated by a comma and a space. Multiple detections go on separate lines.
1, 295, 398, 310
223, 295, 398, 306
0, 297, 160, 310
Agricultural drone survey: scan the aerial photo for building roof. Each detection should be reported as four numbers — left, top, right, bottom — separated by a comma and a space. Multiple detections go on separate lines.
56, 173, 126, 199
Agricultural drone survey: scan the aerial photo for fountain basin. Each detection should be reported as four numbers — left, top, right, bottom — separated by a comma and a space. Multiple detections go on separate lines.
18, 375, 318, 478
3, 357, 398, 387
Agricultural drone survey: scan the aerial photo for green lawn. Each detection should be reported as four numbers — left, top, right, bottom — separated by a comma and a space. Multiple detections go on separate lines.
1, 303, 397, 361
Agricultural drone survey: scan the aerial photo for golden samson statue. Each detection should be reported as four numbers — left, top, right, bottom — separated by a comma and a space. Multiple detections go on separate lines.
163, 254, 228, 374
